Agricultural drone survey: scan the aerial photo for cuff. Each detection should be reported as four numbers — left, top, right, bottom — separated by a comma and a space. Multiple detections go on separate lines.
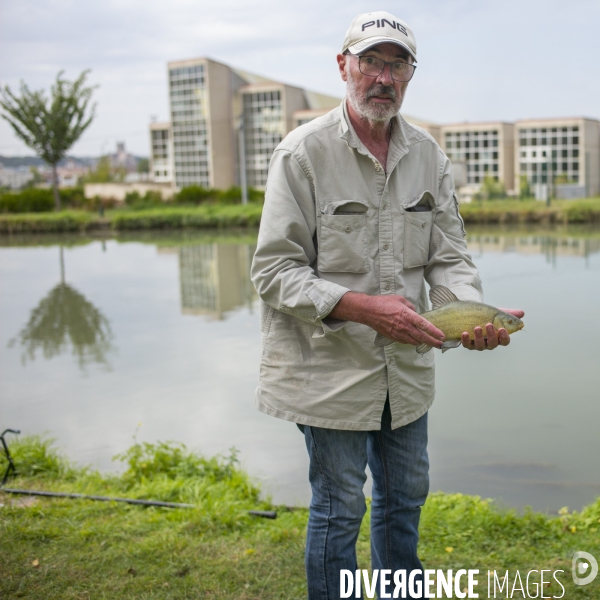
305, 280, 350, 338
304, 280, 350, 320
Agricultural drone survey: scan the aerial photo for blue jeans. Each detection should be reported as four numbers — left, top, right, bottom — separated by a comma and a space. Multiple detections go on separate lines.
300, 401, 429, 599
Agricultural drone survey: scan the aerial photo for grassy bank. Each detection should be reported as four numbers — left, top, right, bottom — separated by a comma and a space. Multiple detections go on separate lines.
1, 437, 599, 599
0, 204, 263, 234
460, 197, 600, 224
2, 198, 600, 234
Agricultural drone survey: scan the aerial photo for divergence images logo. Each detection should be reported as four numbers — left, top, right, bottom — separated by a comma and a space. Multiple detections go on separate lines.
572, 551, 598, 586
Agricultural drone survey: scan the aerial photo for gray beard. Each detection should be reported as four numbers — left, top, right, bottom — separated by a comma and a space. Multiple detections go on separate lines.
346, 69, 403, 123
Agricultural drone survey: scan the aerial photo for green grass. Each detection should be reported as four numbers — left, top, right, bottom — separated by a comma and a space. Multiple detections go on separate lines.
0, 204, 263, 234
2, 197, 600, 234
1, 437, 599, 598
460, 197, 600, 224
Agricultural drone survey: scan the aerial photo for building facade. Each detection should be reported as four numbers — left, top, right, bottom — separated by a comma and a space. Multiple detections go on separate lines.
149, 58, 599, 199
441, 122, 515, 193
150, 57, 440, 191
515, 117, 600, 199
149, 122, 173, 183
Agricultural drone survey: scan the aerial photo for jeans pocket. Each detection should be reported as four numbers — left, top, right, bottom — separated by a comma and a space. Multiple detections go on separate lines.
318, 213, 370, 273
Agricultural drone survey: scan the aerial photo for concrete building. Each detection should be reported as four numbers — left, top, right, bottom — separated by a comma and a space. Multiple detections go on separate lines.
149, 122, 173, 183
151, 57, 440, 191
440, 122, 515, 194
160, 57, 340, 191
515, 117, 600, 199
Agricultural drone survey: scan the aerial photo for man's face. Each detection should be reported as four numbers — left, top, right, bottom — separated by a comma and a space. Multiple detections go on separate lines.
338, 43, 412, 122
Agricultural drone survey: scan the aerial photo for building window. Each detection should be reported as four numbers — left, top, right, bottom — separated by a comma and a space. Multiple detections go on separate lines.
242, 90, 284, 188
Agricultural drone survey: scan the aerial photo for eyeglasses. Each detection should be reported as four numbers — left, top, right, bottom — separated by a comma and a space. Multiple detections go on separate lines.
357, 55, 416, 83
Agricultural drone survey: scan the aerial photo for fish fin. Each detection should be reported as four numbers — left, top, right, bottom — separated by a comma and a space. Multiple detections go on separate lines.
441, 340, 461, 353
416, 343, 433, 354
429, 285, 459, 310
375, 333, 395, 347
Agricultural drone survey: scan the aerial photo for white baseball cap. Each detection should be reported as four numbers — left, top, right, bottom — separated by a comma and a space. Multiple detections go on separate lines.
342, 11, 417, 62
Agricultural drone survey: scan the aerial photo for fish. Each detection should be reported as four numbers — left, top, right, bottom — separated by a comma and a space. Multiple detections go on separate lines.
375, 285, 524, 354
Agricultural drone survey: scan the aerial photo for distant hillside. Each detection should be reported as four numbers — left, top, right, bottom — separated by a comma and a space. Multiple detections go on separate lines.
0, 155, 148, 169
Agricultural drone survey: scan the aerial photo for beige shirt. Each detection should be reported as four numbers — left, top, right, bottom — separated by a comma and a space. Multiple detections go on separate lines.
251, 101, 483, 431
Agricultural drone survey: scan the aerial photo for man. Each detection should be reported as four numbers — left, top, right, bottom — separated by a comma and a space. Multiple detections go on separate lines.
251, 11, 523, 599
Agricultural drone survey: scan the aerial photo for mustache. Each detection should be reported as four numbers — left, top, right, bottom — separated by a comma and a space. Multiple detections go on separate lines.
366, 84, 398, 101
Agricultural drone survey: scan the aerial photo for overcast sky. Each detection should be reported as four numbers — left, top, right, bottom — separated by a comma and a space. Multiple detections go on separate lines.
1, 0, 599, 157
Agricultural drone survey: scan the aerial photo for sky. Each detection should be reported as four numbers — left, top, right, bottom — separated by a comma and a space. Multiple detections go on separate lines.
1, 0, 599, 157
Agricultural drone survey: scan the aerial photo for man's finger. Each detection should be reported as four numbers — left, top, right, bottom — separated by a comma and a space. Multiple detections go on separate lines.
499, 308, 525, 319
472, 326, 486, 351
461, 331, 474, 350
409, 327, 444, 349
485, 323, 498, 350
498, 328, 510, 346
411, 314, 445, 341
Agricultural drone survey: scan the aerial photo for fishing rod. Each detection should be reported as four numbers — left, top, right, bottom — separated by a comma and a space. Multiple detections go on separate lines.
0, 429, 276, 519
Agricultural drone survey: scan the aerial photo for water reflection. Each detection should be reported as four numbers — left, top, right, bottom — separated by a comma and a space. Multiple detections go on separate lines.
467, 231, 600, 261
177, 244, 256, 319
8, 246, 114, 369
1, 227, 599, 511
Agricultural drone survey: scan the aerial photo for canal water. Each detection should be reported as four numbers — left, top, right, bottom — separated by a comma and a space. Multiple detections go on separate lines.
1, 227, 599, 512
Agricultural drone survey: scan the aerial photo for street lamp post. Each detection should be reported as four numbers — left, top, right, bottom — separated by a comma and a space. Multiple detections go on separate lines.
238, 118, 248, 205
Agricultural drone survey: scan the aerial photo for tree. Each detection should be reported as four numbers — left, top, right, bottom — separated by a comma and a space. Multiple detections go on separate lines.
519, 175, 532, 199
479, 175, 506, 200
136, 158, 149, 173
0, 71, 97, 210
83, 156, 113, 183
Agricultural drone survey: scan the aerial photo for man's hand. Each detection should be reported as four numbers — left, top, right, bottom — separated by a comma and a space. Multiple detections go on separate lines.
329, 292, 445, 349
461, 309, 525, 351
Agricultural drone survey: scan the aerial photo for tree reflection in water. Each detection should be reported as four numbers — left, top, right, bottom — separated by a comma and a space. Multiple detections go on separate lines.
9, 246, 114, 369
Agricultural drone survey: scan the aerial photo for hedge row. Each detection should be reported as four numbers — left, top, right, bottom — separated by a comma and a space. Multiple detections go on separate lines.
0, 185, 265, 214
0, 205, 262, 234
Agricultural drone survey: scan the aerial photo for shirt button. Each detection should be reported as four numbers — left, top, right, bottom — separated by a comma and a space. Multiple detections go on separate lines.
383, 243, 389, 250
382, 203, 387, 210
422, 222, 426, 228
385, 282, 391, 290
345, 226, 351, 233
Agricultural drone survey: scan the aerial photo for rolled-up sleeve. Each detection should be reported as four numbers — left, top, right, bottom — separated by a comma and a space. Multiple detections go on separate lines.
251, 149, 350, 326
424, 152, 483, 302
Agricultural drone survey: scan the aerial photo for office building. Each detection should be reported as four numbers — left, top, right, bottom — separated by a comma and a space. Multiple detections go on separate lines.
151, 57, 440, 190
515, 117, 600, 199
150, 58, 600, 200
441, 122, 515, 193
149, 122, 173, 183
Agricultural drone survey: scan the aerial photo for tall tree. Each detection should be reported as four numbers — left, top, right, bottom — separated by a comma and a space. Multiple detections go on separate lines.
0, 71, 97, 210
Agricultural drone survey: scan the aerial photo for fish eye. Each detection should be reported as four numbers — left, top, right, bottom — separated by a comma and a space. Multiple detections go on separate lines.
508, 319, 513, 324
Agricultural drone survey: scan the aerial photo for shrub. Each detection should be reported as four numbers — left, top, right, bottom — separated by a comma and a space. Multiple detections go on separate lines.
124, 190, 164, 210
174, 185, 219, 205
0, 188, 54, 213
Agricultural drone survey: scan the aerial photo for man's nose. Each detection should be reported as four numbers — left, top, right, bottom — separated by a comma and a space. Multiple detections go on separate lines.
376, 63, 393, 85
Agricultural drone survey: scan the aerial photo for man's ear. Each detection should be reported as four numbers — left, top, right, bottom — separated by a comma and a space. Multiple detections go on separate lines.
336, 53, 348, 82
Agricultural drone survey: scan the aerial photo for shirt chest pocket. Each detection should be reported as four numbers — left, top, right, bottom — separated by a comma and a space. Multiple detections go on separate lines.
318, 200, 370, 273
402, 191, 435, 269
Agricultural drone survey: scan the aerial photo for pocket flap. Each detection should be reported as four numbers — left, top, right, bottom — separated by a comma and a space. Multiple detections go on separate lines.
402, 190, 435, 212
321, 200, 369, 215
